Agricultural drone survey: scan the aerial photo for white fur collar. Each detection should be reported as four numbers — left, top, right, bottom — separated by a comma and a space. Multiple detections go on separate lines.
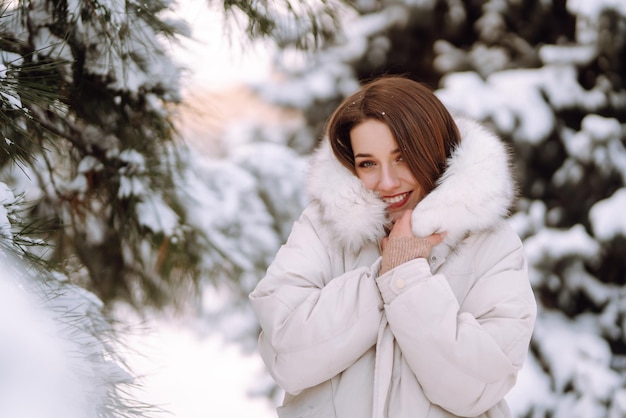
305, 117, 516, 257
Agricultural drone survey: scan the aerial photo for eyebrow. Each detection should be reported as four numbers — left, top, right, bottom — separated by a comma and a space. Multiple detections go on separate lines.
354, 148, 401, 159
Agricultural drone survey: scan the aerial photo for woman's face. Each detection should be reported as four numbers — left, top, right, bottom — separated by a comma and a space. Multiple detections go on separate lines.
350, 119, 424, 223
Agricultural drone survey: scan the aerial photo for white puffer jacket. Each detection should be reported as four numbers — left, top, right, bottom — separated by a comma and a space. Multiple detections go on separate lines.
249, 118, 537, 418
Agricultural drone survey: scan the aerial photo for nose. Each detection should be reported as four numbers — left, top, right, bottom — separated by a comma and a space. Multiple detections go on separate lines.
378, 165, 401, 191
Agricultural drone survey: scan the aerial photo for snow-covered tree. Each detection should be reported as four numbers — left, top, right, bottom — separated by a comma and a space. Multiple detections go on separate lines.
0, 0, 335, 413
0, 1, 196, 414
0, 0, 199, 307
0, 0, 344, 307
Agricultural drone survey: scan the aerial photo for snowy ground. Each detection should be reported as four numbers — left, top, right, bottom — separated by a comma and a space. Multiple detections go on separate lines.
122, 312, 278, 418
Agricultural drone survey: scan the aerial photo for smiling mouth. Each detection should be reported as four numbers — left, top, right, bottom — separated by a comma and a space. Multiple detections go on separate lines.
382, 191, 412, 208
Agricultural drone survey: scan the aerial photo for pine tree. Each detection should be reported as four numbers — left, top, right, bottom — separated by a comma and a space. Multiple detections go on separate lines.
0, 0, 343, 414
0, 0, 194, 415
0, 0, 202, 307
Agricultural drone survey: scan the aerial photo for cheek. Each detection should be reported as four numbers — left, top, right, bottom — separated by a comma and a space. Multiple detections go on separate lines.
399, 166, 417, 181
356, 172, 377, 191
402, 172, 425, 205
407, 190, 424, 209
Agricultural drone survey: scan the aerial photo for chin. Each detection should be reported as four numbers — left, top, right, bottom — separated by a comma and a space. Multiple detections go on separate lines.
388, 211, 403, 223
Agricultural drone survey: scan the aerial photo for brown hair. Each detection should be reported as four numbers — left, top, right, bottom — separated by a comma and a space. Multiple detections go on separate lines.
326, 76, 460, 194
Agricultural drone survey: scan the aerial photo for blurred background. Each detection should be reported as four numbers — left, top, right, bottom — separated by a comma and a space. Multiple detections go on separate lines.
0, 0, 625, 417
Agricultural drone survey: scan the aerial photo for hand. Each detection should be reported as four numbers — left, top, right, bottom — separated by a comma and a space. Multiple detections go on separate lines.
387, 210, 414, 240
382, 210, 445, 254
379, 212, 445, 274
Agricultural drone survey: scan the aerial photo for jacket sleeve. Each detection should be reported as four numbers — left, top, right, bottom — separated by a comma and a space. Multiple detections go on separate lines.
376, 225, 536, 416
249, 208, 384, 395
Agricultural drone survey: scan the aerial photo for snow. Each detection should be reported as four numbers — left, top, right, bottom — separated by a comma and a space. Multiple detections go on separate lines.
589, 189, 626, 241
2, 0, 626, 417
136, 194, 181, 236
121, 312, 278, 418
567, 0, 626, 20
583, 115, 622, 142
539, 44, 597, 66
524, 225, 601, 266
506, 352, 553, 417
0, 59, 22, 109
0, 183, 14, 239
438, 69, 561, 145
0, 254, 134, 418
0, 272, 74, 418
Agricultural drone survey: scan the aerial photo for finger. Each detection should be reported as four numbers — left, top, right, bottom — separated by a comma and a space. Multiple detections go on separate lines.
389, 210, 413, 237
399, 209, 413, 226
429, 231, 447, 245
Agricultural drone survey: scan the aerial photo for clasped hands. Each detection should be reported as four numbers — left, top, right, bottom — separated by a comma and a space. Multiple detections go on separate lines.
379, 210, 446, 275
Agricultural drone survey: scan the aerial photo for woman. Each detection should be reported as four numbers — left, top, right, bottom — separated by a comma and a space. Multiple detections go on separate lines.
249, 76, 536, 418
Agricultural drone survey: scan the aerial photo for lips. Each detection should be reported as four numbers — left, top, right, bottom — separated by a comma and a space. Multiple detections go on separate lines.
382, 191, 412, 209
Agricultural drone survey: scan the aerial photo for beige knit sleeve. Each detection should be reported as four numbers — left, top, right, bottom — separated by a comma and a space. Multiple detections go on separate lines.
380, 236, 431, 275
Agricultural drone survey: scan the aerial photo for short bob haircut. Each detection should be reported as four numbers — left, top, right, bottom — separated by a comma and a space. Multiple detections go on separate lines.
326, 76, 461, 195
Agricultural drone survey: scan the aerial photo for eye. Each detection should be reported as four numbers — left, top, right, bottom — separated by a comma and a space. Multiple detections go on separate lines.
357, 160, 376, 169
395, 154, 405, 163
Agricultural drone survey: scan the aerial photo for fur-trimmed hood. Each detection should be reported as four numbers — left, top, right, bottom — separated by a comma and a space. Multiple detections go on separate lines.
306, 117, 516, 260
